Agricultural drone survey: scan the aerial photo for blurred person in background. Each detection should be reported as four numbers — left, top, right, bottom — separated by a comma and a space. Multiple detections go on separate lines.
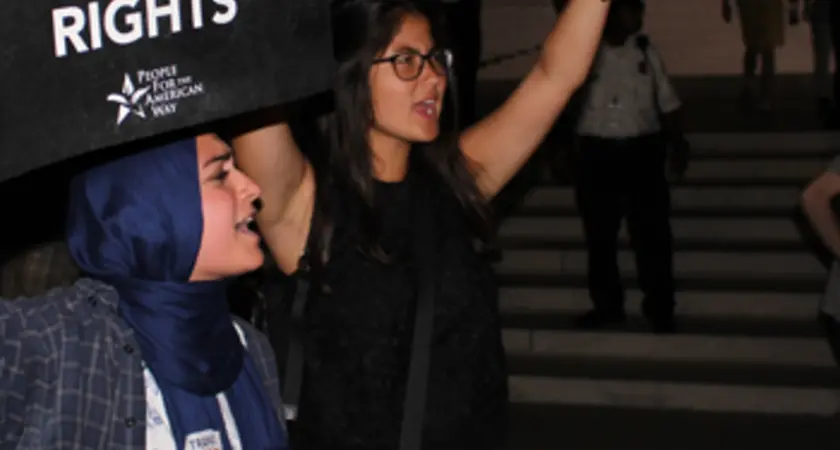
0, 165, 79, 298
0, 241, 79, 298
722, 0, 800, 113
570, 0, 688, 334
804, 0, 834, 122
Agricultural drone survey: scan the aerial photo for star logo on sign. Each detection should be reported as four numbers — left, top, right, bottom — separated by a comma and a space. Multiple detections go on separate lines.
106, 74, 150, 125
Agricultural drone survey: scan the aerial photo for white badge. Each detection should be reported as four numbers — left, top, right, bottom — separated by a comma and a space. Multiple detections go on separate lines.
184, 429, 223, 450
147, 406, 165, 428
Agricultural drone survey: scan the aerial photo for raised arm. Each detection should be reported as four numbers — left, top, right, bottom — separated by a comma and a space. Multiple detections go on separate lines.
460, 0, 610, 198
232, 122, 316, 274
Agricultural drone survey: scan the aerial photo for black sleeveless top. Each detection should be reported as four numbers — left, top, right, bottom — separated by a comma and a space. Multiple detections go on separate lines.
290, 172, 508, 450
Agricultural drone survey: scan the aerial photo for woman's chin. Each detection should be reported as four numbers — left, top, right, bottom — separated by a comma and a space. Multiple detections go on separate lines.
244, 252, 265, 273
232, 248, 266, 277
409, 127, 440, 143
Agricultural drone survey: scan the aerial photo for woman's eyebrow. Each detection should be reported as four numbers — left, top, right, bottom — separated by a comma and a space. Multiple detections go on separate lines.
390, 45, 424, 54
203, 152, 232, 168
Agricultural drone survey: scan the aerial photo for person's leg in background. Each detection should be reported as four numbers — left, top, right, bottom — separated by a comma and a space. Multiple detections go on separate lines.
741, 46, 760, 109
758, 47, 777, 112
736, 0, 761, 109
829, 0, 840, 126
756, 0, 785, 113
624, 136, 676, 334
810, 0, 833, 121
574, 138, 627, 329
736, 0, 783, 112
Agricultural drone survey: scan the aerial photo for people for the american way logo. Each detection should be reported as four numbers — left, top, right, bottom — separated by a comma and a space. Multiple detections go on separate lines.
107, 73, 150, 125
106, 64, 206, 126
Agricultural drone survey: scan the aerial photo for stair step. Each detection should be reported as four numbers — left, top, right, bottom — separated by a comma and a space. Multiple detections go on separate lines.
686, 132, 840, 156
541, 179, 808, 188
498, 217, 805, 249
501, 330, 834, 367
509, 375, 838, 416
508, 403, 840, 450
500, 287, 818, 320
498, 273, 825, 292
501, 313, 820, 338
531, 155, 828, 187
497, 131, 840, 448
515, 208, 798, 219
507, 355, 840, 389
565, 157, 825, 185
670, 158, 828, 177
502, 241, 808, 252
495, 249, 826, 281
519, 186, 802, 214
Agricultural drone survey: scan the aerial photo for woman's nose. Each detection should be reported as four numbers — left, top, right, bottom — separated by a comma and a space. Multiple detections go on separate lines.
234, 170, 262, 202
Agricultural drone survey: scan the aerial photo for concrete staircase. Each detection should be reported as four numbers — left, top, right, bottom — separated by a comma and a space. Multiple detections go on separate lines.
498, 132, 840, 449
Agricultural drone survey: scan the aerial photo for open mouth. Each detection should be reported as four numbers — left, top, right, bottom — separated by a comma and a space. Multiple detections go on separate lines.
414, 99, 437, 118
235, 215, 257, 234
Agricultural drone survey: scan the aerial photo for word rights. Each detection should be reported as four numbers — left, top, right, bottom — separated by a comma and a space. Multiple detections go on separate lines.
52, 0, 238, 58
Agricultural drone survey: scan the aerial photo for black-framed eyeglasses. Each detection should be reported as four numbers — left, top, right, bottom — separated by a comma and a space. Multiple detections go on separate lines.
372, 48, 452, 81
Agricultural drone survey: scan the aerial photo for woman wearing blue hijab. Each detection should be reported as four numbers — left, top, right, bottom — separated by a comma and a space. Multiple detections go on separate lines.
0, 134, 288, 449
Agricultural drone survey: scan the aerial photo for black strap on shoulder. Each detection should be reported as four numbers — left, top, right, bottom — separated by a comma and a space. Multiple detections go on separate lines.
399, 181, 437, 450
277, 181, 437, 450
281, 192, 328, 422
281, 252, 310, 422
635, 34, 661, 116
635, 34, 650, 52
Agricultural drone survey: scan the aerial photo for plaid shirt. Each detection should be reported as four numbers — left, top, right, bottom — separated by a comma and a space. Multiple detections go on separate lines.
0, 278, 284, 449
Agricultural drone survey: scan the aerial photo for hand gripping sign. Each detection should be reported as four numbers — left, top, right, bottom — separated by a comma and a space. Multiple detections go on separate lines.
0, 0, 334, 182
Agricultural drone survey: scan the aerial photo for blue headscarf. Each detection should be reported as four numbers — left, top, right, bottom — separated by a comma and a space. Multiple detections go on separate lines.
67, 138, 287, 450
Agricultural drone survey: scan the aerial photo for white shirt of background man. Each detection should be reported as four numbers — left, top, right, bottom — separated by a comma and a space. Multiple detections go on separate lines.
576, 34, 681, 140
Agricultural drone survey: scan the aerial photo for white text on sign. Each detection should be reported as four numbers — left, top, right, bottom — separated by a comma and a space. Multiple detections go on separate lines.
51, 0, 238, 58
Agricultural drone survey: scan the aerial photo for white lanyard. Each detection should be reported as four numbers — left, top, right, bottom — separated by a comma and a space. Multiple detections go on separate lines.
145, 324, 247, 450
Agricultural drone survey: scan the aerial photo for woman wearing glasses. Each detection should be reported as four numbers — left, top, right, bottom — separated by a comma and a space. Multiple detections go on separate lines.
233, 0, 608, 449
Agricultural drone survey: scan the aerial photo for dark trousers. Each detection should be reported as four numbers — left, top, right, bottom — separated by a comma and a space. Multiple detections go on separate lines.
440, 0, 482, 128
574, 135, 675, 318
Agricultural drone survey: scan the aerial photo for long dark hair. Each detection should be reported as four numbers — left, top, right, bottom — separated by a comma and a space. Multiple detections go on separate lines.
298, 0, 490, 264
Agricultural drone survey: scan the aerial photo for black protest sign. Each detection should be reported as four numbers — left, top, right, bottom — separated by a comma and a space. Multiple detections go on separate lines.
0, 0, 335, 182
